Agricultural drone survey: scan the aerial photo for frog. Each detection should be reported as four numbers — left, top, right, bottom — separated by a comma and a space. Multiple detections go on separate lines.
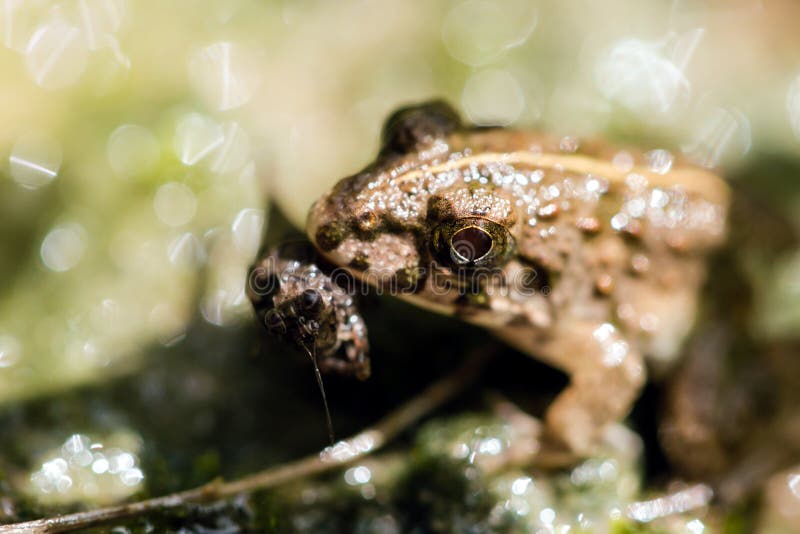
304, 100, 730, 459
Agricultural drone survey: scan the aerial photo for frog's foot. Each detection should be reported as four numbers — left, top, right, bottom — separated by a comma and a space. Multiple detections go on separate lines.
489, 392, 642, 469
488, 393, 575, 468
541, 324, 647, 457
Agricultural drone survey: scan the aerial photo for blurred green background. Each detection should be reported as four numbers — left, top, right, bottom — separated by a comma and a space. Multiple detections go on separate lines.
1, 1, 800, 532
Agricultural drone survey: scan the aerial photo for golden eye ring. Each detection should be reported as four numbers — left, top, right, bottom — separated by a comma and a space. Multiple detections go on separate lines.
431, 217, 514, 269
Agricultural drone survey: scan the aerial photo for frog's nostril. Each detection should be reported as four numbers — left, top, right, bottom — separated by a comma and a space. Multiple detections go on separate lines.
451, 226, 493, 262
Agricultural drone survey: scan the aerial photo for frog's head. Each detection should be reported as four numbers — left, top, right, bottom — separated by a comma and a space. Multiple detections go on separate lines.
307, 102, 536, 325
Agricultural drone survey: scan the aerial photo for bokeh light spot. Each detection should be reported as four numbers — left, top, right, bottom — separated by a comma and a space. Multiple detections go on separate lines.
153, 182, 197, 227
462, 68, 525, 126
174, 112, 224, 165
442, 0, 537, 66
168, 232, 206, 269
0, 334, 22, 368
188, 41, 261, 111
1, 1, 39, 52
25, 19, 89, 89
9, 133, 62, 189
231, 208, 264, 259
595, 37, 691, 116
28, 432, 144, 504
682, 106, 751, 168
41, 223, 88, 272
107, 124, 160, 178
209, 122, 252, 175
77, 0, 126, 51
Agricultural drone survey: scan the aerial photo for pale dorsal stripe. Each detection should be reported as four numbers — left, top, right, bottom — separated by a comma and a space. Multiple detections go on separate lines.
395, 152, 729, 205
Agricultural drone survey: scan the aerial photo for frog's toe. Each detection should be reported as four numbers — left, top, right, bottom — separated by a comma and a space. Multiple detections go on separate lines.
544, 396, 601, 457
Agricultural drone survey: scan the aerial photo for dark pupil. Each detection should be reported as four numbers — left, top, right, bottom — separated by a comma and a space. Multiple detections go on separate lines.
451, 226, 493, 261
301, 289, 321, 310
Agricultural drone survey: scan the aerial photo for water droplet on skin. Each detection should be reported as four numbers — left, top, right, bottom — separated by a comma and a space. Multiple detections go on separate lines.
41, 223, 88, 272
631, 254, 650, 273
462, 68, 525, 126
610, 213, 629, 231
612, 151, 634, 172
645, 149, 674, 174
9, 133, 62, 189
625, 173, 648, 191
559, 136, 579, 153
188, 41, 261, 111
25, 19, 88, 89
649, 188, 669, 208
625, 197, 647, 218
640, 314, 659, 332
153, 182, 197, 227
107, 125, 160, 178
575, 216, 600, 233
595, 273, 614, 295
537, 203, 559, 218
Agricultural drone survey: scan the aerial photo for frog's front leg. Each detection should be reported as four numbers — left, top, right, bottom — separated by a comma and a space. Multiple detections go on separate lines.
497, 320, 646, 457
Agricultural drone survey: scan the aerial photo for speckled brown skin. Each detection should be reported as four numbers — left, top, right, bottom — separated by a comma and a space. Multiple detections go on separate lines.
307, 101, 729, 457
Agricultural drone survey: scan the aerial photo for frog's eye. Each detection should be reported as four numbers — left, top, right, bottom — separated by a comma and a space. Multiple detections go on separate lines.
431, 217, 514, 269
265, 309, 287, 335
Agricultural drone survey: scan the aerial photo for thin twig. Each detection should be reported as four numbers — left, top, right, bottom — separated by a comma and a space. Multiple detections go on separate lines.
1, 350, 491, 534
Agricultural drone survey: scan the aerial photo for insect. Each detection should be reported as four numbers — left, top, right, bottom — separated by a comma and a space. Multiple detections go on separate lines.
247, 242, 369, 442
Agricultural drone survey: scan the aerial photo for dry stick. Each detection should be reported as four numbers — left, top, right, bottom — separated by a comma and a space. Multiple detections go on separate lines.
1, 350, 491, 534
